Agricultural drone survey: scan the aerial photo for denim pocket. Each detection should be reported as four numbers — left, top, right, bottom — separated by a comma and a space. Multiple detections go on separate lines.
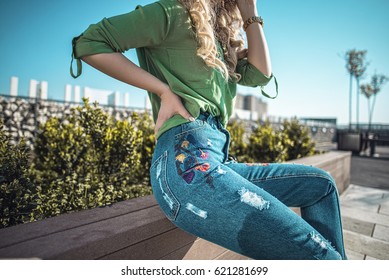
150, 151, 180, 221
174, 126, 214, 186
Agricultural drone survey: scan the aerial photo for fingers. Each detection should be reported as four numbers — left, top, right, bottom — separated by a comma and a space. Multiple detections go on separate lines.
179, 108, 195, 122
154, 90, 196, 135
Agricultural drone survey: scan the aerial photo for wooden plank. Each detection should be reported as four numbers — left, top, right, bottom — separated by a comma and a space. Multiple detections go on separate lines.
98, 228, 196, 260
342, 216, 374, 236
290, 151, 351, 167
0, 205, 174, 259
344, 230, 389, 260
214, 250, 250, 260
0, 195, 158, 248
341, 202, 379, 213
345, 249, 365, 260
365, 256, 379, 260
379, 204, 389, 216
159, 243, 194, 260
181, 238, 227, 260
341, 206, 389, 227
373, 224, 389, 243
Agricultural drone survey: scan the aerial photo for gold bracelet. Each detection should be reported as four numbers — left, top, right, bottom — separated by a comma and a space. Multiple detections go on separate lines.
243, 16, 264, 31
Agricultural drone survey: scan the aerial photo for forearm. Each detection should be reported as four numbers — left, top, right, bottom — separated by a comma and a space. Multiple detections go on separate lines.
81, 52, 169, 97
238, 1, 272, 77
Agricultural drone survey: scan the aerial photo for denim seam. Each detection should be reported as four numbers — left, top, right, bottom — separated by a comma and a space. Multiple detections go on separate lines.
160, 151, 180, 221
249, 173, 334, 184
150, 150, 167, 170
174, 121, 206, 138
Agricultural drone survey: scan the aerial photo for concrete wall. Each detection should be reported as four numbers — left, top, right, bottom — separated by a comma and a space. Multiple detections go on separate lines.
0, 151, 351, 260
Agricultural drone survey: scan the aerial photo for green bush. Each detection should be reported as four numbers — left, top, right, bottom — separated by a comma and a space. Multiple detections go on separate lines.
30, 99, 152, 220
247, 121, 288, 163
281, 118, 316, 160
227, 119, 251, 162
0, 120, 35, 228
228, 118, 317, 163
132, 111, 156, 185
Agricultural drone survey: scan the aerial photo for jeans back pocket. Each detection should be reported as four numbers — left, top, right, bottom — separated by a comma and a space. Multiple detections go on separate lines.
150, 151, 180, 221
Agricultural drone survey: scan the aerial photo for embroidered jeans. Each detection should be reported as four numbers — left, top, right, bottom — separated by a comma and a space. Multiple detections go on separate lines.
150, 112, 347, 260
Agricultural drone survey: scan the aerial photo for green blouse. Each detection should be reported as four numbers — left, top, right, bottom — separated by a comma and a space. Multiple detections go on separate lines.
71, 0, 276, 139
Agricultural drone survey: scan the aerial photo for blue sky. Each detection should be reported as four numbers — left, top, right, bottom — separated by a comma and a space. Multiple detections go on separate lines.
0, 0, 388, 125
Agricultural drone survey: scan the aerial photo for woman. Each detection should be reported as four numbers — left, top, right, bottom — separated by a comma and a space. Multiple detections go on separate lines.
71, 0, 347, 259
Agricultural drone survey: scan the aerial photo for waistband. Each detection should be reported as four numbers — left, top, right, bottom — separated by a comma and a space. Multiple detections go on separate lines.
197, 111, 224, 130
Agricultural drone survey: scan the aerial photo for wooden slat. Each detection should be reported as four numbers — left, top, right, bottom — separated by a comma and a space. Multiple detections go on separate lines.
214, 250, 250, 260
99, 228, 196, 260
342, 216, 374, 236
341, 206, 389, 227
373, 224, 389, 243
343, 230, 389, 260
0, 205, 174, 259
345, 249, 365, 260
0, 195, 158, 249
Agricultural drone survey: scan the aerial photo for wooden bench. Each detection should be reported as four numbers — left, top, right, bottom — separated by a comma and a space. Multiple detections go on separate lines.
0, 151, 351, 260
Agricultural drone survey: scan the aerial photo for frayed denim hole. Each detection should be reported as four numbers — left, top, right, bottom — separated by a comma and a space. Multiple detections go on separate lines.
186, 203, 208, 219
238, 188, 270, 211
309, 232, 328, 251
309, 232, 343, 259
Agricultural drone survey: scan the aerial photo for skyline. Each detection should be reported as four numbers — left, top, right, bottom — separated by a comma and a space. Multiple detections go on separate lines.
1, 0, 388, 125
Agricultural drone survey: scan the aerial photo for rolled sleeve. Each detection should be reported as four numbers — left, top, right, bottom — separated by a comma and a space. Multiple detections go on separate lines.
73, 2, 169, 59
236, 58, 273, 87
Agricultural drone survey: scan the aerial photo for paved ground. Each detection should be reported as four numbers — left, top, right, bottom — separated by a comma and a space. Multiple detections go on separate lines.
350, 146, 389, 191
341, 146, 389, 260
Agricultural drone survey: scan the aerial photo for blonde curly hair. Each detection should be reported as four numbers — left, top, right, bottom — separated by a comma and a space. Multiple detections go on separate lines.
178, 0, 245, 81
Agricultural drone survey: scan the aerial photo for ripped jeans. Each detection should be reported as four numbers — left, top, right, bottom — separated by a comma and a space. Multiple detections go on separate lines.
150, 112, 347, 260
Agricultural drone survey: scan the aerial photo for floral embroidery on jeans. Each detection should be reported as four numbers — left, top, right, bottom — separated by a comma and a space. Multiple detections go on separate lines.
175, 134, 211, 185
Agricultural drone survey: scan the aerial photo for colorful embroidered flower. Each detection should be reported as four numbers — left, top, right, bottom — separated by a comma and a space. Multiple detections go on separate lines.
181, 140, 190, 148
195, 163, 210, 172
175, 153, 186, 163
199, 149, 209, 159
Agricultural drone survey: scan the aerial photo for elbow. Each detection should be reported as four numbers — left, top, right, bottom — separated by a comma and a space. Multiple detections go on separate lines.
259, 63, 272, 78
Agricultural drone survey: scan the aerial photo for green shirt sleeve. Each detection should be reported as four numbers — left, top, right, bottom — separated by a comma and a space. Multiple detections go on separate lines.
235, 58, 278, 99
71, 1, 169, 77
236, 58, 272, 87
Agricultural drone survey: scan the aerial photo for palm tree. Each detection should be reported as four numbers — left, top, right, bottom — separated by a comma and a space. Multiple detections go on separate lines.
345, 49, 368, 130
360, 74, 388, 131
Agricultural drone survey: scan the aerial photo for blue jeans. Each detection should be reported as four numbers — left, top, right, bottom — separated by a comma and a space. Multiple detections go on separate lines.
150, 112, 347, 260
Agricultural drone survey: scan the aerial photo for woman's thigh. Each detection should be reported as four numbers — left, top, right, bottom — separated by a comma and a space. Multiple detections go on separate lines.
225, 161, 336, 208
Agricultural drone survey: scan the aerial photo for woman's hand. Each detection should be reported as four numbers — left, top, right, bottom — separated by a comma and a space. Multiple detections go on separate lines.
154, 89, 195, 135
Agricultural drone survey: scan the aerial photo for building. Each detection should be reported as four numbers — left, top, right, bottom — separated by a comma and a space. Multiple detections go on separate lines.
233, 93, 268, 121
